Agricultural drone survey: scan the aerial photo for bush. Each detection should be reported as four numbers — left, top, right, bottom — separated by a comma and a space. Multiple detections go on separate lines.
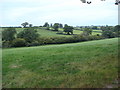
12, 38, 26, 47
2, 27, 16, 41
17, 28, 39, 43
27, 41, 40, 46
102, 30, 115, 38
88, 35, 103, 40
2, 41, 12, 48
72, 34, 89, 42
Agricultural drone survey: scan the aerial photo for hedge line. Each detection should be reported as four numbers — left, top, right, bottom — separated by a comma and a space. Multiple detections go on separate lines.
2, 35, 104, 48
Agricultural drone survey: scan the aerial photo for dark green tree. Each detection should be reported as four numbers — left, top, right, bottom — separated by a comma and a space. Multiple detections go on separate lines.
102, 30, 115, 38
53, 23, 59, 31
63, 25, 74, 35
29, 24, 33, 27
50, 23, 53, 27
43, 22, 49, 27
21, 22, 29, 28
92, 26, 98, 30
59, 24, 63, 28
17, 28, 39, 43
2, 27, 16, 41
114, 25, 120, 37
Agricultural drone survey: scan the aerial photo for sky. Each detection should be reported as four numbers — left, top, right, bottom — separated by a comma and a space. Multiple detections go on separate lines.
0, 0, 118, 27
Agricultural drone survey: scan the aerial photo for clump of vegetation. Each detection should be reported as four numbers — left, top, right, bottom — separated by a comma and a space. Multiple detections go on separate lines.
101, 25, 120, 38
63, 24, 74, 35
2, 27, 16, 41
12, 38, 26, 47
2, 23, 120, 48
17, 27, 39, 43
82, 28, 92, 36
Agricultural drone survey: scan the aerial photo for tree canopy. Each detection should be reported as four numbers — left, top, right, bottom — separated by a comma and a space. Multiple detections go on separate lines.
2, 27, 16, 41
17, 28, 39, 43
63, 25, 74, 35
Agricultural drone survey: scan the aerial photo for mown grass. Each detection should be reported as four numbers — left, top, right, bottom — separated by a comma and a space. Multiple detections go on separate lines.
2, 38, 118, 88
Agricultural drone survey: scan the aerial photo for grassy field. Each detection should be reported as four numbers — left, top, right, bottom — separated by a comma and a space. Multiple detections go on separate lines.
0, 27, 102, 38
2, 38, 118, 88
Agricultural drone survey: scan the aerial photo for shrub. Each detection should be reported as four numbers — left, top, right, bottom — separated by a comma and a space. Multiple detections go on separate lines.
12, 38, 26, 47
2, 27, 16, 41
17, 28, 39, 43
72, 34, 89, 42
102, 30, 115, 38
2, 41, 12, 48
27, 41, 40, 46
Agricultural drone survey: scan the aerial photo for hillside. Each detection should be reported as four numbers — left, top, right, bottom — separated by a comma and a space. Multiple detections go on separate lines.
2, 38, 118, 88
0, 27, 102, 38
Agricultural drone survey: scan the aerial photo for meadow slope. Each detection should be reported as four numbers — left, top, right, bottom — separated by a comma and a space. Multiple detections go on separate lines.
2, 38, 118, 88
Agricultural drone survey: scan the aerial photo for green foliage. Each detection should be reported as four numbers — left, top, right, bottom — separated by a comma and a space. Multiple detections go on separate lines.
92, 26, 98, 30
29, 24, 33, 27
102, 30, 115, 38
17, 28, 39, 43
83, 28, 92, 36
53, 23, 59, 31
2, 41, 12, 48
59, 23, 63, 28
21, 22, 29, 28
2, 27, 16, 41
43, 22, 49, 27
100, 25, 117, 38
46, 27, 50, 30
101, 26, 114, 31
114, 25, 120, 37
63, 25, 74, 35
27, 41, 40, 46
12, 38, 26, 47
50, 24, 53, 27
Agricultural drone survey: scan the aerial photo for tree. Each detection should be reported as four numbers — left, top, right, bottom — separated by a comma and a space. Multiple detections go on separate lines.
83, 28, 92, 36
29, 24, 33, 27
101, 25, 114, 31
63, 25, 74, 35
100, 25, 116, 38
114, 25, 120, 37
50, 23, 53, 27
59, 24, 63, 28
53, 23, 59, 31
102, 30, 115, 38
92, 26, 98, 30
17, 28, 39, 43
2, 27, 16, 41
21, 22, 29, 28
43, 22, 49, 27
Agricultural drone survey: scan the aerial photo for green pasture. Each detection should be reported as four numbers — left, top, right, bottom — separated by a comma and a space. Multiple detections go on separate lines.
1, 27, 102, 38
2, 38, 118, 88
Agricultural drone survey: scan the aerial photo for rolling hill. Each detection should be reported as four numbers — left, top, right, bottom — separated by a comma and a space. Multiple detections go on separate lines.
2, 38, 118, 88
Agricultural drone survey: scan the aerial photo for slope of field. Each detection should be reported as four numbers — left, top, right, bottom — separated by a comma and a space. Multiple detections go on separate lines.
13, 28, 102, 37
2, 38, 118, 88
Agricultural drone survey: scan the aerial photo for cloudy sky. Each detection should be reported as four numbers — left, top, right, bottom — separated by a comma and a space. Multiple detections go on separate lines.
0, 0, 118, 26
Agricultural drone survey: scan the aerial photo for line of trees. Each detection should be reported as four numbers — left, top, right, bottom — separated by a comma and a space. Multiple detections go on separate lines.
2, 23, 120, 48
43, 22, 74, 35
21, 22, 33, 28
2, 27, 40, 47
101, 25, 120, 38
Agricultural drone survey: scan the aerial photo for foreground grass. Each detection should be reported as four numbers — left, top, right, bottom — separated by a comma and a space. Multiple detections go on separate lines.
2, 38, 118, 88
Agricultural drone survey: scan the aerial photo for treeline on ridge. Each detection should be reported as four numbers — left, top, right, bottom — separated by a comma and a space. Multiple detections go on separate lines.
2, 23, 120, 48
